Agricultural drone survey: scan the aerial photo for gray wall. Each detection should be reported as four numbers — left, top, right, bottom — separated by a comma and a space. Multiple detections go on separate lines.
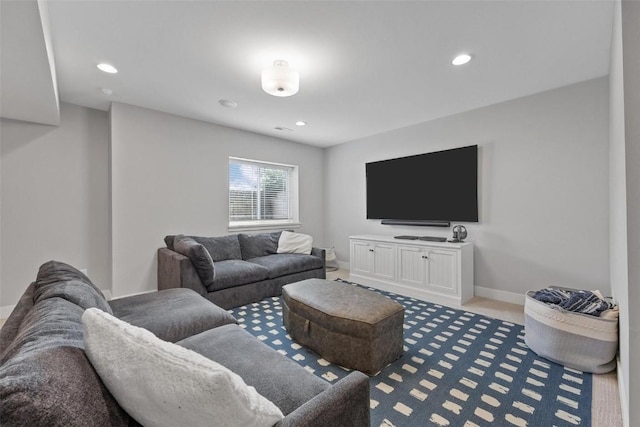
0, 103, 110, 312
325, 78, 610, 300
610, 1, 640, 425
109, 102, 325, 297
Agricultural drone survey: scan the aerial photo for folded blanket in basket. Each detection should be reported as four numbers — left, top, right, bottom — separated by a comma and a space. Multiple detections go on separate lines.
532, 288, 615, 317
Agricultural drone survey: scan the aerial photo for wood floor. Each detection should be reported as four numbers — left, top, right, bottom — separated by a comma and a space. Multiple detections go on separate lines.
327, 268, 623, 427
0, 270, 624, 426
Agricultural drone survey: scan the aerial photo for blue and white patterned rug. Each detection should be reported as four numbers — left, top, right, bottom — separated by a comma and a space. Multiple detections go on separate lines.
229, 279, 592, 427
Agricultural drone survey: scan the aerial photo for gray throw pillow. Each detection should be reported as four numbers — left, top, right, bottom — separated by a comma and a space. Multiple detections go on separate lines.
173, 235, 216, 287
164, 235, 176, 250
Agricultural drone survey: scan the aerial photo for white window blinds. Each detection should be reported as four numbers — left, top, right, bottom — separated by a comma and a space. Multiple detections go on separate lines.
229, 158, 294, 225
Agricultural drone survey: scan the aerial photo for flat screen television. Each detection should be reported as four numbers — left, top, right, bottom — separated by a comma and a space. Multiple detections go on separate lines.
366, 145, 478, 223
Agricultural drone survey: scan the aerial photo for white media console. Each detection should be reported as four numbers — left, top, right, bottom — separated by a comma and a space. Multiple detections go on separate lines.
349, 235, 474, 306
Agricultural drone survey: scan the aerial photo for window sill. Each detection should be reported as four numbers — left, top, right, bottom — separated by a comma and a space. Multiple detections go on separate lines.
228, 222, 301, 233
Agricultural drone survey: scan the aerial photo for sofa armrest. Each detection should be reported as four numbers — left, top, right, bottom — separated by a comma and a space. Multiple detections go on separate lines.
276, 371, 370, 427
157, 248, 207, 297
311, 247, 326, 269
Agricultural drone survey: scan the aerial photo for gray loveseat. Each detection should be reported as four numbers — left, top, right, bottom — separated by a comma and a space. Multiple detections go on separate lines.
158, 231, 326, 309
0, 261, 369, 426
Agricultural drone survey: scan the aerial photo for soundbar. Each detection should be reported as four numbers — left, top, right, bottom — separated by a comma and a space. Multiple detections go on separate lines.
381, 219, 451, 227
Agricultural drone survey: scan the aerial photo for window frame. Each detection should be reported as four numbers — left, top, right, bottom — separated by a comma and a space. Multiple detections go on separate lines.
228, 157, 300, 232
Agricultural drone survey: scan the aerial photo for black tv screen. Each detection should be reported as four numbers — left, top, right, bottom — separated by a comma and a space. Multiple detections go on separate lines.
366, 145, 478, 222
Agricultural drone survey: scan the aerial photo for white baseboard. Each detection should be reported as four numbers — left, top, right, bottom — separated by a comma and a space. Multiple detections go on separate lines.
337, 260, 350, 270
337, 263, 525, 306
617, 356, 629, 427
111, 289, 156, 300
349, 273, 464, 307
1, 304, 16, 319
474, 285, 525, 306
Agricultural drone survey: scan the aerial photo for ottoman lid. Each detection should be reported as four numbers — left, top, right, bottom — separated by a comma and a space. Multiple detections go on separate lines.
282, 279, 404, 339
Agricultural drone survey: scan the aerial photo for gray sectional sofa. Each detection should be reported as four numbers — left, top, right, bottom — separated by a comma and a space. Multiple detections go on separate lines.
0, 261, 369, 426
158, 231, 326, 309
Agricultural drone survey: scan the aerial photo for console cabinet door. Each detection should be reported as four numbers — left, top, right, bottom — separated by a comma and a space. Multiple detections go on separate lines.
397, 245, 427, 286
425, 249, 458, 295
372, 243, 395, 280
351, 240, 373, 275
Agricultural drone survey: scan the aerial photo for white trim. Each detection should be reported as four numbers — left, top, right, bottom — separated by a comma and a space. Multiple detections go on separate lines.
1, 304, 17, 319
229, 156, 294, 169
474, 285, 525, 305
228, 222, 301, 233
617, 356, 629, 427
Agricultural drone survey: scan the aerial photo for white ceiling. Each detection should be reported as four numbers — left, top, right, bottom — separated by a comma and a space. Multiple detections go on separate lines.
10, 1, 615, 147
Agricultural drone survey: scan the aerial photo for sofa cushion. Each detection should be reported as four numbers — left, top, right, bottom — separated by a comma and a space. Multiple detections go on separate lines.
207, 260, 270, 292
34, 260, 112, 314
178, 324, 330, 416
0, 298, 130, 426
82, 308, 284, 427
173, 235, 216, 287
109, 288, 237, 342
248, 254, 323, 279
238, 232, 282, 260
277, 231, 313, 255
199, 235, 243, 261
165, 234, 242, 261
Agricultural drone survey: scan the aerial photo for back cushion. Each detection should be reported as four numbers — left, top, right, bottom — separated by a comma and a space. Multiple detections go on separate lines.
0, 261, 129, 425
197, 235, 242, 262
34, 260, 112, 315
238, 232, 283, 260
0, 298, 130, 426
164, 235, 242, 262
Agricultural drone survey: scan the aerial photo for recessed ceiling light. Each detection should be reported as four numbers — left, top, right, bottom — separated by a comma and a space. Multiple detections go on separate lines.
295, 121, 307, 127
452, 54, 472, 66
101, 88, 113, 96
97, 63, 118, 73
274, 126, 293, 132
218, 99, 238, 108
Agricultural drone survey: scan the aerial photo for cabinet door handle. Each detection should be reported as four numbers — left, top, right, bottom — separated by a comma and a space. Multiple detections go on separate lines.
369, 249, 374, 252
422, 255, 429, 259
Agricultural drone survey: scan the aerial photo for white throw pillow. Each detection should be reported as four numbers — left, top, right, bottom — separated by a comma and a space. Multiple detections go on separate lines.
82, 308, 284, 427
277, 231, 313, 255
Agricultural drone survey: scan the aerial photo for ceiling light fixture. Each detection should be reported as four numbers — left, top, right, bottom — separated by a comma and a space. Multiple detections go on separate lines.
97, 63, 118, 73
274, 126, 293, 132
219, 99, 238, 108
261, 60, 299, 97
100, 88, 113, 95
452, 54, 472, 66
295, 121, 307, 127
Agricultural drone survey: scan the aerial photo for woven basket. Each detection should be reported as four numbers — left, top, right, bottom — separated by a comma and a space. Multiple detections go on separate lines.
524, 290, 618, 374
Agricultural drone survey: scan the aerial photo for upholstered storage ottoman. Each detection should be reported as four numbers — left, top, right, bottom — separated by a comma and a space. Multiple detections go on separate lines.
524, 290, 618, 374
282, 279, 404, 375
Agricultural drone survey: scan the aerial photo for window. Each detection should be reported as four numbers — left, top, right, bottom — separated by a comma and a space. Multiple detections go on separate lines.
228, 157, 299, 231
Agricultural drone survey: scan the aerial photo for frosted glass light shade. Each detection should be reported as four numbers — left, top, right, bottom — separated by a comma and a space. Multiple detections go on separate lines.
261, 60, 299, 97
